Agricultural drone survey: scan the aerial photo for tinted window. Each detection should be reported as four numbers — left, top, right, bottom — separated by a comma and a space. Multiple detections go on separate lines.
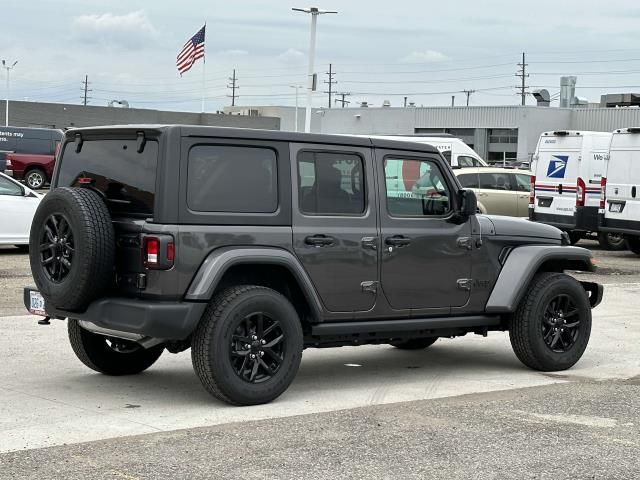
0, 175, 22, 196
457, 173, 479, 188
298, 151, 364, 215
19, 138, 52, 155
385, 157, 451, 216
441, 150, 452, 165
188, 145, 277, 213
479, 172, 512, 190
58, 139, 158, 217
515, 173, 531, 192
458, 155, 482, 167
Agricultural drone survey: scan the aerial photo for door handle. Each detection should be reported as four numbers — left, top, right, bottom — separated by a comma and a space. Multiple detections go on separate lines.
385, 235, 411, 247
304, 235, 334, 247
361, 236, 378, 250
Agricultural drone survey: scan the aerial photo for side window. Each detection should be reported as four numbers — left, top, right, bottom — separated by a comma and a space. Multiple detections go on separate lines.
297, 151, 365, 215
187, 145, 278, 213
385, 157, 451, 217
457, 155, 479, 168
16, 138, 52, 155
479, 172, 512, 191
0, 175, 23, 196
457, 173, 479, 188
515, 173, 531, 192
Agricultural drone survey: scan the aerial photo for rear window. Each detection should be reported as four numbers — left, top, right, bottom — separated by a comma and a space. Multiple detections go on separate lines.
57, 138, 158, 217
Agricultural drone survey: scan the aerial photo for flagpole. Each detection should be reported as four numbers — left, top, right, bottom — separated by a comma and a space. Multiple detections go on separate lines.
201, 22, 206, 113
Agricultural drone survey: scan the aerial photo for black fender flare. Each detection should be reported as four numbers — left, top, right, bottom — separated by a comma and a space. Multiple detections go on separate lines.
184, 247, 324, 319
485, 245, 597, 313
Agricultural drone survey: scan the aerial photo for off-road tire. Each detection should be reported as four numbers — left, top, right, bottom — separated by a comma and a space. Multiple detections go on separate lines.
25, 167, 47, 190
597, 232, 627, 251
68, 319, 164, 375
29, 187, 115, 311
626, 236, 640, 255
509, 272, 591, 371
391, 337, 438, 350
191, 285, 303, 406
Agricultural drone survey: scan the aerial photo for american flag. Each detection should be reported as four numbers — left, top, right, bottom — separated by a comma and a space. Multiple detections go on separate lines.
176, 25, 205, 75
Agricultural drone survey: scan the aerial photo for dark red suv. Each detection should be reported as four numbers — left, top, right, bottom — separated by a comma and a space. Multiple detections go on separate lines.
1, 127, 63, 189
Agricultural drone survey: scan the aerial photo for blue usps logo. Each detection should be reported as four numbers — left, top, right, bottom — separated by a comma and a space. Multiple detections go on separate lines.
547, 155, 568, 178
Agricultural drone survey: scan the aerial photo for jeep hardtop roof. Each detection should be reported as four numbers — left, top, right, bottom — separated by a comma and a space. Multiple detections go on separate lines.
62, 125, 440, 155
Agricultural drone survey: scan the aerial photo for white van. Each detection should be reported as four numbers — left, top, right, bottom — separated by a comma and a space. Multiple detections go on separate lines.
367, 135, 488, 168
529, 130, 612, 244
599, 127, 640, 253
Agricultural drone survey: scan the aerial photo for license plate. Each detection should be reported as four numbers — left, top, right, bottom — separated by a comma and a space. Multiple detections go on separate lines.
609, 203, 623, 213
538, 197, 552, 208
29, 291, 46, 316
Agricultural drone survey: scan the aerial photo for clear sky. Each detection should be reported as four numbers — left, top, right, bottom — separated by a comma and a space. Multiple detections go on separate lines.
2, 0, 640, 112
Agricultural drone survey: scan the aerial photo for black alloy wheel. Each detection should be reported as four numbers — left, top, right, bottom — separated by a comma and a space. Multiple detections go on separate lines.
542, 294, 581, 353
40, 213, 75, 283
230, 312, 285, 384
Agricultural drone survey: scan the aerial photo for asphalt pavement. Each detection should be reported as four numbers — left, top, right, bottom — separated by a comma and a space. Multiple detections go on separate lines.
0, 239, 639, 479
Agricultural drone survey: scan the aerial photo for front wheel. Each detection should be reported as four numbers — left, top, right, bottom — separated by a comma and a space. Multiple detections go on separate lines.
509, 272, 591, 371
191, 285, 304, 406
68, 319, 164, 375
25, 168, 47, 190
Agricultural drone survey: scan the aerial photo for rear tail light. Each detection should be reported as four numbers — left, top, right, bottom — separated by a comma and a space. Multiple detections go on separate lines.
143, 235, 174, 270
5, 159, 11, 168
600, 177, 607, 210
576, 177, 586, 207
529, 175, 536, 205
144, 237, 159, 266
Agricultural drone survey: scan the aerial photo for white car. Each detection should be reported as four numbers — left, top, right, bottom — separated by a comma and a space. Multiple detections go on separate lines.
0, 171, 42, 249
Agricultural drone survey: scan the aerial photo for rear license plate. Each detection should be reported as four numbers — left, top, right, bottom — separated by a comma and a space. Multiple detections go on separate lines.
29, 291, 46, 316
538, 197, 553, 208
609, 203, 623, 213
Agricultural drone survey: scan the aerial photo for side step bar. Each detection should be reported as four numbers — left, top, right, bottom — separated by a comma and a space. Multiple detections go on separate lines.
311, 315, 501, 336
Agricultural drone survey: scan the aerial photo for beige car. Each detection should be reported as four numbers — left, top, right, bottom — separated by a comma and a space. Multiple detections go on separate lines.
454, 167, 532, 217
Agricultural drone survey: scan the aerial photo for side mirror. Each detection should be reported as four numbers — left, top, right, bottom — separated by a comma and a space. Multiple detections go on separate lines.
458, 189, 477, 217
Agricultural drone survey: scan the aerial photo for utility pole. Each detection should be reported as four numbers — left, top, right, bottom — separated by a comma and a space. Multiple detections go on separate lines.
290, 85, 303, 132
404, 96, 408, 107
81, 75, 92, 106
335, 92, 351, 108
227, 69, 239, 106
324, 63, 337, 108
2, 59, 18, 127
462, 89, 475, 106
516, 52, 529, 105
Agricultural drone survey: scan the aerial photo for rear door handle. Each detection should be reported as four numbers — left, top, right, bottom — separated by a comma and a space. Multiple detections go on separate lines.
361, 236, 378, 250
385, 235, 411, 247
304, 235, 334, 247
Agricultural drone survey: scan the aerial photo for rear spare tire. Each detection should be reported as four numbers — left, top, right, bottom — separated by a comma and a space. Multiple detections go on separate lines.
29, 187, 115, 312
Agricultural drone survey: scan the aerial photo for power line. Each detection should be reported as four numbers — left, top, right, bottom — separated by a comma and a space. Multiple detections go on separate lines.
227, 69, 239, 106
81, 75, 92, 106
324, 63, 337, 108
516, 52, 529, 106
462, 89, 476, 106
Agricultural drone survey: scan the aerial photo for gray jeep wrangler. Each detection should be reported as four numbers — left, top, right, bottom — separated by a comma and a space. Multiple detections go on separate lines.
24, 125, 603, 406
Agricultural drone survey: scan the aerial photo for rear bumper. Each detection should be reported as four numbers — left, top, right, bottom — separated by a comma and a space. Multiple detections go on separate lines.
4, 169, 13, 177
598, 216, 640, 236
24, 287, 207, 340
529, 211, 577, 231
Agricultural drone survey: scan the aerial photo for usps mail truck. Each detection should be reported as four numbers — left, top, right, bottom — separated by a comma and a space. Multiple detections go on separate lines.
599, 127, 640, 254
529, 130, 619, 247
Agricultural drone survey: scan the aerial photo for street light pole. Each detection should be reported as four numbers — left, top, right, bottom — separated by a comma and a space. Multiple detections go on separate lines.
290, 85, 303, 132
2, 60, 18, 127
292, 7, 337, 133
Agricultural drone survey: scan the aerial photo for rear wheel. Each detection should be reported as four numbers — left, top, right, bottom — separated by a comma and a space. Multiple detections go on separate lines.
391, 337, 438, 350
567, 231, 582, 245
191, 285, 304, 406
25, 168, 47, 190
68, 319, 164, 375
509, 272, 591, 371
627, 236, 640, 255
597, 232, 627, 251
